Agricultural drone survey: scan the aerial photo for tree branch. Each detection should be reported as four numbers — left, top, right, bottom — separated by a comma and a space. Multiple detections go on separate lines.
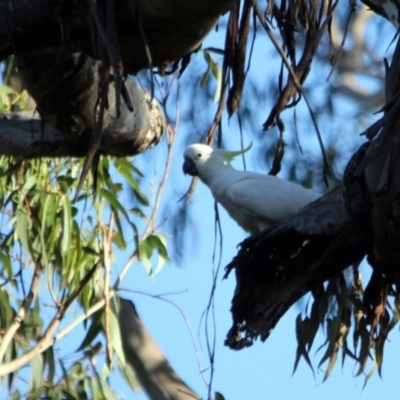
0, 0, 237, 161
0, 100, 162, 158
0, 263, 41, 362
0, 260, 102, 377
118, 299, 200, 400
0, 112, 83, 157
0, 0, 237, 73
225, 185, 369, 349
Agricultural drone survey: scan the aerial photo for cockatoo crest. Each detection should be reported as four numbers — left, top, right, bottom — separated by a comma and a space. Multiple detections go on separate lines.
218, 142, 253, 161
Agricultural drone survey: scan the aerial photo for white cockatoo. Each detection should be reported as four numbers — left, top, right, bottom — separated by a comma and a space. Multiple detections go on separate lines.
182, 143, 321, 235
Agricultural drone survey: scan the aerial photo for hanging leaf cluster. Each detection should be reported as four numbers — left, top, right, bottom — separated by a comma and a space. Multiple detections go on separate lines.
0, 154, 169, 398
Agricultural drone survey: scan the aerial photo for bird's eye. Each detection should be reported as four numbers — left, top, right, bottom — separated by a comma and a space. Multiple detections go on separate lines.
197, 153, 202, 158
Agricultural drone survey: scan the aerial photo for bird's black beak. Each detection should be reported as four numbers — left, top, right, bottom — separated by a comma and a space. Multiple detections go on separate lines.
182, 158, 198, 176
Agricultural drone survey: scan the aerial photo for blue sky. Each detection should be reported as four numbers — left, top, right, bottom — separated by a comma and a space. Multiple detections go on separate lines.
115, 9, 400, 399
2, 5, 400, 400
121, 136, 400, 400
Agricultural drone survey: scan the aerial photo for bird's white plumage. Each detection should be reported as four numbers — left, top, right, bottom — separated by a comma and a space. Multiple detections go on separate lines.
183, 143, 320, 235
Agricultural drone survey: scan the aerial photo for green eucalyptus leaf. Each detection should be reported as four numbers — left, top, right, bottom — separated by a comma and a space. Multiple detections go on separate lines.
138, 239, 152, 274
61, 196, 72, 255
59, 359, 72, 393
109, 309, 126, 366
118, 360, 140, 391
129, 207, 147, 220
11, 390, 21, 400
115, 158, 144, 177
202, 50, 222, 102
0, 251, 12, 280
16, 208, 34, 260
29, 354, 43, 392
77, 310, 103, 352
0, 85, 17, 95
100, 188, 129, 220
147, 234, 169, 260
43, 346, 56, 384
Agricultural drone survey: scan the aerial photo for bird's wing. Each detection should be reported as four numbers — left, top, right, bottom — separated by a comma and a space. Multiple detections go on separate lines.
223, 173, 320, 223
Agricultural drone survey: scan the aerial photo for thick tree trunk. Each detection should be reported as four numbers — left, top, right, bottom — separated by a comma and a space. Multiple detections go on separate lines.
0, 0, 237, 158
0, 0, 236, 73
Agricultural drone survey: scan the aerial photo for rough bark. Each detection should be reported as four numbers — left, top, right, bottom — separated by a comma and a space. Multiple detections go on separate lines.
347, 36, 400, 318
118, 299, 200, 400
0, 0, 237, 159
7, 51, 164, 157
0, 108, 164, 157
0, 112, 81, 157
0, 0, 235, 73
225, 185, 369, 349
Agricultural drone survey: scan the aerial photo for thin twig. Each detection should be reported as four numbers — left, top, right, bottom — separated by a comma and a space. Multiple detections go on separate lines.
327, 0, 357, 81
120, 288, 210, 390
252, 0, 333, 185
103, 213, 114, 366
0, 263, 42, 363
144, 109, 178, 236
203, 200, 224, 400
0, 260, 102, 377
54, 292, 113, 344
116, 80, 179, 284
51, 243, 142, 348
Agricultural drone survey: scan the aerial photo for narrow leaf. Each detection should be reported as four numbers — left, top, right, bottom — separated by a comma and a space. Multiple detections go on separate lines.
100, 188, 130, 221
109, 309, 126, 366
118, 360, 140, 391
77, 311, 103, 352
61, 196, 72, 255
29, 354, 43, 391
16, 208, 34, 260
138, 239, 152, 274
